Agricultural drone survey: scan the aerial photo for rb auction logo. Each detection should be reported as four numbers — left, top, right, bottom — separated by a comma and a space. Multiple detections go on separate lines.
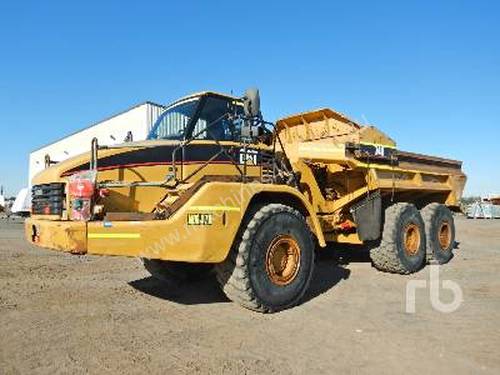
406, 265, 463, 313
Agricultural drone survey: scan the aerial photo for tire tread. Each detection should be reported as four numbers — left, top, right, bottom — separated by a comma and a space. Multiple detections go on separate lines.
215, 203, 314, 313
370, 203, 423, 274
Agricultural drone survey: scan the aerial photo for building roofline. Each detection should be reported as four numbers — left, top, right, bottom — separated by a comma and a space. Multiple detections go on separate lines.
31, 100, 166, 153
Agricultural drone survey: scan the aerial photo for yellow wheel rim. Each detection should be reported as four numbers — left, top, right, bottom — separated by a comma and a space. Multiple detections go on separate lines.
265, 235, 301, 286
403, 223, 421, 256
438, 221, 452, 251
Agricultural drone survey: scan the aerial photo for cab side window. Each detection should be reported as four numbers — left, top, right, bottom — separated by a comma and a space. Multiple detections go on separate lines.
193, 97, 242, 141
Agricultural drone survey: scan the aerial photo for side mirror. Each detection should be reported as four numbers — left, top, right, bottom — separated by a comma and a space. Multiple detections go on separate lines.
243, 88, 260, 117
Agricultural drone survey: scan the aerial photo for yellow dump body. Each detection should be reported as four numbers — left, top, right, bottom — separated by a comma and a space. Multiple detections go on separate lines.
25, 105, 466, 261
276, 108, 465, 210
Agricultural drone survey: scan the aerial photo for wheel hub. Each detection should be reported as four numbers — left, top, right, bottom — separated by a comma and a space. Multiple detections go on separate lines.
403, 223, 421, 256
438, 221, 452, 250
265, 235, 301, 286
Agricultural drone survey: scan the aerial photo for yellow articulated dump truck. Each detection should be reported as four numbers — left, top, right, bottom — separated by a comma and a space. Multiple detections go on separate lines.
26, 89, 466, 312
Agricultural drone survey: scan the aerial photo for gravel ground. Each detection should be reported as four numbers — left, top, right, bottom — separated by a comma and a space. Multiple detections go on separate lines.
1, 216, 499, 374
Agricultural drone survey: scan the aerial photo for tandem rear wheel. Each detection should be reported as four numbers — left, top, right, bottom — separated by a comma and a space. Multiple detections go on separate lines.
369, 202, 455, 274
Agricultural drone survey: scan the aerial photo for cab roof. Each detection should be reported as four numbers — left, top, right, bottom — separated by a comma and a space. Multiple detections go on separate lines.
166, 91, 241, 109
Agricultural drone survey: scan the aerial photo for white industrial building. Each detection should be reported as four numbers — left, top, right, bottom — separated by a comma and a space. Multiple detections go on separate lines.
13, 101, 165, 214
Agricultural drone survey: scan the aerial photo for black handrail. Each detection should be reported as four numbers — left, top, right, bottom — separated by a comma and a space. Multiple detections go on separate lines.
170, 113, 245, 184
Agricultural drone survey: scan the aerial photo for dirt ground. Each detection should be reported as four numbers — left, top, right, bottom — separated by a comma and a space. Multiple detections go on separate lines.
1, 216, 499, 374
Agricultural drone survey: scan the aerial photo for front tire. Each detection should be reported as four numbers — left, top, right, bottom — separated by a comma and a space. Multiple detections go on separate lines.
142, 258, 212, 287
421, 203, 455, 264
370, 203, 426, 274
215, 204, 315, 313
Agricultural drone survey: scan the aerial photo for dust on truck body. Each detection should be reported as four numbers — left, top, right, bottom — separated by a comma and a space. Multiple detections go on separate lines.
26, 90, 466, 312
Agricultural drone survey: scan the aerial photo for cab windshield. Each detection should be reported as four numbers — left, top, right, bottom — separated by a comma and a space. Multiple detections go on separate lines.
148, 98, 199, 140
147, 95, 242, 141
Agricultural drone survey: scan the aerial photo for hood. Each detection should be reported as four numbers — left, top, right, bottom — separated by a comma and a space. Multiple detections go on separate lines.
31, 139, 181, 185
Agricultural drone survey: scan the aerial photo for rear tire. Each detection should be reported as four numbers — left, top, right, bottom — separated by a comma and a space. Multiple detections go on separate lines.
370, 203, 426, 274
421, 203, 455, 264
215, 204, 315, 313
142, 259, 212, 287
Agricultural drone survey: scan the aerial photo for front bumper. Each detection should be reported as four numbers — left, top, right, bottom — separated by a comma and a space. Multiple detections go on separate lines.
26, 217, 87, 254
25, 208, 241, 263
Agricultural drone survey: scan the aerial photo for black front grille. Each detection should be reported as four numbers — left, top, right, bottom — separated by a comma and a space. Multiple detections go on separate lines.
31, 183, 65, 215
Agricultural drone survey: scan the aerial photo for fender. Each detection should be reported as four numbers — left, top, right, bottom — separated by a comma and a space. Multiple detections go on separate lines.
239, 183, 326, 247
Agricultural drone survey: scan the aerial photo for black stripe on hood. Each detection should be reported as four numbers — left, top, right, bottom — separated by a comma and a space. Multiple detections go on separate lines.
62, 143, 257, 175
